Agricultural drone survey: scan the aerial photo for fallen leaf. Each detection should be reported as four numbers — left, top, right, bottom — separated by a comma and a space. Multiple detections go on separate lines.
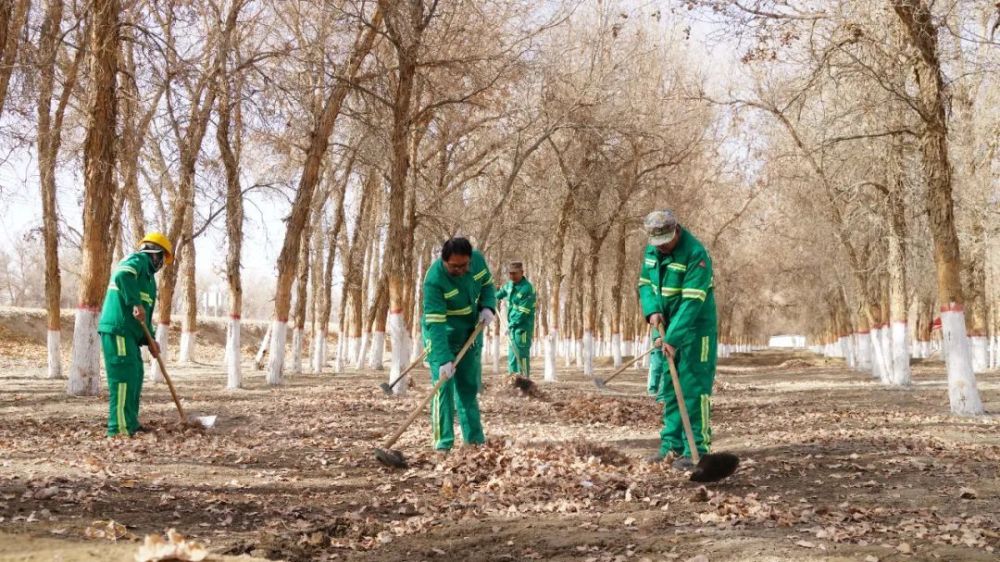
84, 520, 128, 542
958, 487, 977, 499
795, 540, 816, 548
135, 529, 208, 562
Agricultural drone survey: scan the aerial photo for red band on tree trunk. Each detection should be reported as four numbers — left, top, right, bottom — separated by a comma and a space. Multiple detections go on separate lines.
940, 303, 964, 312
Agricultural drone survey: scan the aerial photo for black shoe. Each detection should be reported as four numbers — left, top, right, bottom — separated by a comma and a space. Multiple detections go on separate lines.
133, 425, 150, 434
672, 457, 696, 471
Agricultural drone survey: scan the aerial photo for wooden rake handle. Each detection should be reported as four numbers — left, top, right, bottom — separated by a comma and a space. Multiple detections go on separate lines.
599, 344, 657, 385
139, 321, 187, 423
380, 322, 486, 450
385, 348, 430, 391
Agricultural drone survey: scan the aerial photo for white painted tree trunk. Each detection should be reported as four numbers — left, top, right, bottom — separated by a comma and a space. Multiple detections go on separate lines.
355, 332, 369, 369
369, 331, 385, 370
890, 321, 911, 386
266, 321, 287, 385
869, 330, 886, 381
970, 336, 988, 373
544, 330, 557, 382
492, 330, 500, 375
178, 331, 195, 364
47, 330, 62, 379
582, 331, 594, 376
842, 336, 855, 368
226, 317, 242, 389
290, 327, 304, 374
941, 308, 984, 415
254, 323, 272, 370
880, 327, 892, 383
149, 323, 169, 383
563, 338, 573, 367
411, 328, 423, 362
919, 340, 930, 359
856, 332, 872, 371
311, 331, 327, 374
990, 336, 998, 369
347, 337, 359, 368
67, 309, 101, 396
387, 312, 408, 396
334, 335, 345, 373
611, 333, 622, 368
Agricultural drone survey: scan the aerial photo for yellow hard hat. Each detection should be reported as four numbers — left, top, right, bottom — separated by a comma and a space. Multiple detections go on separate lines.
138, 232, 174, 264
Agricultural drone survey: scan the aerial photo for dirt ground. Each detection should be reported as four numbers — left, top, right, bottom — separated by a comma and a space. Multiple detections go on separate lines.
1, 319, 998, 561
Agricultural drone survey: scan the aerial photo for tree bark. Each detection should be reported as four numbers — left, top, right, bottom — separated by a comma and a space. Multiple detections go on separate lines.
217, 59, 243, 389
890, 0, 982, 414
0, 0, 30, 117
37, 0, 75, 379
68, 0, 119, 396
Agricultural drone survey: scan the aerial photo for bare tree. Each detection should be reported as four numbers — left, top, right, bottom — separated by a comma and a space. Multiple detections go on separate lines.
67, 0, 120, 396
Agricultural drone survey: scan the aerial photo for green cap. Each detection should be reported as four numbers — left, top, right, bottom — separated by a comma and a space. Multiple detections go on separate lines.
644, 210, 677, 246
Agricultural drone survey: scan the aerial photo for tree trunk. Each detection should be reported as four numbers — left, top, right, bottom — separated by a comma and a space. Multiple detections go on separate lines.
218, 69, 243, 389
891, 0, 982, 415
581, 234, 604, 376
178, 206, 197, 364
290, 209, 314, 375
0, 0, 30, 117
314, 163, 349, 374
886, 142, 911, 386
609, 220, 627, 369
68, 0, 119, 396
37, 0, 68, 380
267, 8, 382, 383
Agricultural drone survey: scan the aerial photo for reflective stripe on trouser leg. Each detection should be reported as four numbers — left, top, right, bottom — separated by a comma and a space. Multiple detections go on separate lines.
700, 394, 712, 452
429, 364, 456, 450
454, 348, 485, 445
117, 382, 127, 435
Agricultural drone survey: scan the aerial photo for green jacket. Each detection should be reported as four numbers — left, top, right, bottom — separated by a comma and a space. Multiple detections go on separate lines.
496, 277, 536, 332
422, 250, 497, 366
98, 252, 157, 343
637, 227, 717, 349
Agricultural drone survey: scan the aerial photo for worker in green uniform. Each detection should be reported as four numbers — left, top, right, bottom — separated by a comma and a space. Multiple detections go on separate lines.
97, 233, 173, 437
636, 210, 717, 470
422, 237, 497, 453
495, 261, 536, 378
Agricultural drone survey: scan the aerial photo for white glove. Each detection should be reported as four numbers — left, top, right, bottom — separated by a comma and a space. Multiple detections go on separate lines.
478, 308, 495, 326
648, 313, 664, 328
438, 362, 455, 381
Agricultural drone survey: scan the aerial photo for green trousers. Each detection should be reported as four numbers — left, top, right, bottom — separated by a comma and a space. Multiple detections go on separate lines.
656, 333, 717, 458
428, 342, 485, 450
508, 328, 532, 378
100, 332, 144, 437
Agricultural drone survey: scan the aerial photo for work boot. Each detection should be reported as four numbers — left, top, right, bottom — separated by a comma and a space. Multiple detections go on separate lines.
672, 456, 696, 471
133, 425, 150, 434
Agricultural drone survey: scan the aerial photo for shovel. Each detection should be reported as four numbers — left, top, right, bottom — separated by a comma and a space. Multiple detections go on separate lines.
379, 348, 429, 395
375, 323, 485, 468
140, 322, 215, 429
659, 325, 738, 483
593, 345, 657, 389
